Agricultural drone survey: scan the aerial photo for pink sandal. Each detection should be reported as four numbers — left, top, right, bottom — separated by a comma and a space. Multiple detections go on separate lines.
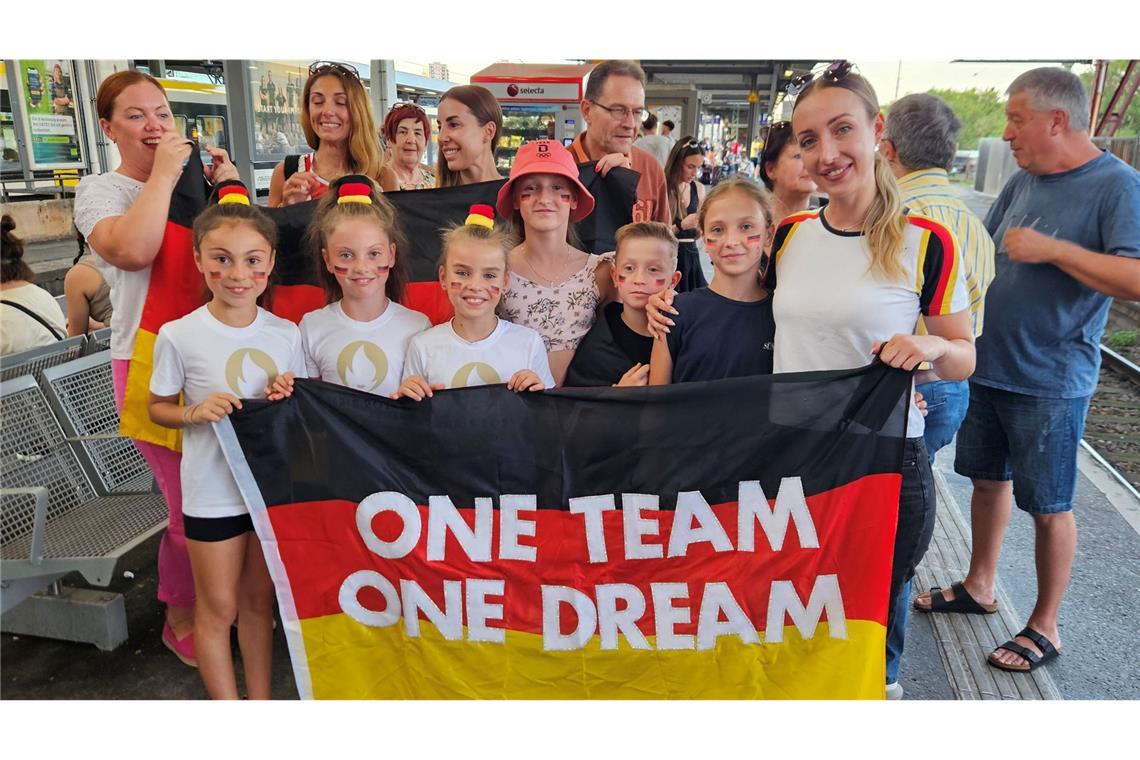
162, 620, 198, 668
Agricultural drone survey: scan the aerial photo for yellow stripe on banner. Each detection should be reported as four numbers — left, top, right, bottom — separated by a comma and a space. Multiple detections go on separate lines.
298, 614, 886, 700
119, 329, 182, 451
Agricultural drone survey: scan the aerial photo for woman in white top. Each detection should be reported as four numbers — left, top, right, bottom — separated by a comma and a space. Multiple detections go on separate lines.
494, 140, 616, 385
772, 62, 974, 695
72, 69, 240, 666
1, 215, 66, 354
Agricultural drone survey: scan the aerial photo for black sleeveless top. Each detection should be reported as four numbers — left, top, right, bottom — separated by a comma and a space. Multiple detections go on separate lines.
673, 181, 699, 241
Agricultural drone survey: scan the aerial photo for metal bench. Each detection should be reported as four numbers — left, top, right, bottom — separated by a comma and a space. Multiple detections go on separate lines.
41, 353, 154, 495
83, 327, 112, 355
0, 370, 168, 650
0, 336, 87, 383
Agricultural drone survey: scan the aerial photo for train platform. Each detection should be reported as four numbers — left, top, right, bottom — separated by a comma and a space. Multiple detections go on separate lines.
3, 425, 1136, 701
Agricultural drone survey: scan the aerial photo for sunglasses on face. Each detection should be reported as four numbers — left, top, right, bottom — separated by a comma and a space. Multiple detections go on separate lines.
785, 60, 856, 97
308, 61, 360, 80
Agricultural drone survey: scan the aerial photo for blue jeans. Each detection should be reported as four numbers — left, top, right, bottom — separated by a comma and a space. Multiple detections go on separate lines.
884, 438, 935, 684
916, 379, 970, 461
889, 381, 968, 682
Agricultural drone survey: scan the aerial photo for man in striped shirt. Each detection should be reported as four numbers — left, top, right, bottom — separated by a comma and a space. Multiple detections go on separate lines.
879, 93, 995, 696
881, 92, 995, 460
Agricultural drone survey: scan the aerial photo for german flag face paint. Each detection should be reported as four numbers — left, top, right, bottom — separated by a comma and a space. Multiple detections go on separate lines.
700, 192, 771, 280
440, 240, 508, 321
323, 217, 397, 303
612, 238, 679, 310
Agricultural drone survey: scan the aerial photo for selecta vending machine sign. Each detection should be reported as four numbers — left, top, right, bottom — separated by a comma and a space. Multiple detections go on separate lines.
14, 59, 85, 169
484, 80, 583, 102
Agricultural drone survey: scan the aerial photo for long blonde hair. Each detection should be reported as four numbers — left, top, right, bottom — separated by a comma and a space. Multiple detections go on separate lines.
794, 72, 908, 282
301, 71, 385, 182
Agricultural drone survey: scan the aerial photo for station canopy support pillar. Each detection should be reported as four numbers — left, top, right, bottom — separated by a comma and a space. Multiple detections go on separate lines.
371, 61, 398, 132
222, 60, 256, 191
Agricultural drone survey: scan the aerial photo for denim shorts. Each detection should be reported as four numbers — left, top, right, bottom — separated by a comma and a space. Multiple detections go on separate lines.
953, 381, 1091, 514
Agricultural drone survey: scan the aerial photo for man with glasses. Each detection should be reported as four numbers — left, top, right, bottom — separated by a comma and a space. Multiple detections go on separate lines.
568, 60, 670, 225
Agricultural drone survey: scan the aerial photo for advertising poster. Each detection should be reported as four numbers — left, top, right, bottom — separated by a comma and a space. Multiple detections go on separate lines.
14, 59, 84, 169
248, 59, 313, 164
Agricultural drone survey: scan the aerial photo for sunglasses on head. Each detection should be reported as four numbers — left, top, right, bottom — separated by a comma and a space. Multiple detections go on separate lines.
391, 101, 426, 115
308, 61, 360, 80
785, 60, 856, 97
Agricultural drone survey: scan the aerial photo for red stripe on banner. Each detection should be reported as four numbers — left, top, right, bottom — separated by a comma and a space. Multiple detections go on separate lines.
137, 221, 207, 332
404, 281, 454, 325
267, 284, 325, 325
908, 215, 956, 310
266, 473, 900, 634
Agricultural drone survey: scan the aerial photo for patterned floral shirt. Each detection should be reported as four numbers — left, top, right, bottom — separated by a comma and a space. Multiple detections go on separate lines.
498, 252, 613, 351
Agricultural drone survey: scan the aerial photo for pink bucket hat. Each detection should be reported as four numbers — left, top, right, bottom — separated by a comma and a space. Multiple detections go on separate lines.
495, 140, 595, 223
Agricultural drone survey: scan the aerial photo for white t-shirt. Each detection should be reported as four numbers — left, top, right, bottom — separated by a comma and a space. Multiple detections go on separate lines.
300, 300, 430, 397
73, 171, 147, 360
633, 134, 673, 168
0, 283, 67, 355
150, 305, 306, 518
770, 209, 970, 437
402, 318, 555, 390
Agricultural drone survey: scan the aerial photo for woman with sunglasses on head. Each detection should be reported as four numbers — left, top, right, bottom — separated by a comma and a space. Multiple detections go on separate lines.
663, 137, 708, 292
777, 62, 974, 698
379, 102, 435, 191
436, 85, 504, 188
268, 62, 385, 207
758, 121, 818, 226
647, 63, 974, 699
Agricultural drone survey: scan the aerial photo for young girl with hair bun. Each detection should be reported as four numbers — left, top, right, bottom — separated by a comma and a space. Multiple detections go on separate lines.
148, 182, 305, 699
300, 175, 430, 397
394, 205, 554, 400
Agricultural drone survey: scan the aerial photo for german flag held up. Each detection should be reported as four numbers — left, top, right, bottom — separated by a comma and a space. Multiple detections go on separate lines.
216, 360, 912, 699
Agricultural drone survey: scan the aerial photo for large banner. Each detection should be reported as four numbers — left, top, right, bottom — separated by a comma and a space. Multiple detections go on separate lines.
13, 59, 84, 169
217, 362, 911, 699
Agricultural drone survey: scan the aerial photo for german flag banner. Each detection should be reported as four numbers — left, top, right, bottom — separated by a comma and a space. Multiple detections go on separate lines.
216, 361, 911, 699
119, 156, 637, 451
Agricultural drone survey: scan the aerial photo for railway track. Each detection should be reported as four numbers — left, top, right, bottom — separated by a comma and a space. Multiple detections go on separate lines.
1085, 301, 1140, 493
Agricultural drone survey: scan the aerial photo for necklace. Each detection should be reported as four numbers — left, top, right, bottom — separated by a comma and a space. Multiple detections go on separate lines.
393, 162, 419, 188
525, 242, 573, 288
824, 207, 863, 232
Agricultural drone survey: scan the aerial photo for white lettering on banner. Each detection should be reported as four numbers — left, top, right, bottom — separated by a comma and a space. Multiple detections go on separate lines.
339, 570, 401, 627
737, 478, 820, 552
427, 495, 493, 562
358, 492, 421, 559
465, 579, 506, 643
651, 583, 694, 650
596, 583, 650, 650
498, 494, 538, 562
622, 494, 664, 560
668, 490, 733, 557
568, 494, 615, 562
542, 586, 597, 651
765, 574, 847, 643
401, 579, 464, 640
696, 582, 760, 649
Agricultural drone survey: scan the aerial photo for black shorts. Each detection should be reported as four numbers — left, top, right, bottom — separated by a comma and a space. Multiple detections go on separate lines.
184, 513, 254, 542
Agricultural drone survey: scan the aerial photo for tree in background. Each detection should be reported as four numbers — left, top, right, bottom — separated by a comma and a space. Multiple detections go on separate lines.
924, 88, 1007, 150
1080, 61, 1139, 137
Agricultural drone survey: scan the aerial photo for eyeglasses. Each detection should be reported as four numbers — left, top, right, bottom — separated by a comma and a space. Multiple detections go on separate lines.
760, 121, 792, 161
785, 60, 856, 97
589, 100, 650, 123
308, 61, 360, 80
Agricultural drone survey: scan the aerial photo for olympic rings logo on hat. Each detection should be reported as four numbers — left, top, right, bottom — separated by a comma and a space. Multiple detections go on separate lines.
536, 141, 550, 159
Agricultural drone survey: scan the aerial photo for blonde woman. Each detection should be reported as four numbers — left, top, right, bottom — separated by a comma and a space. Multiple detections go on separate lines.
269, 61, 384, 206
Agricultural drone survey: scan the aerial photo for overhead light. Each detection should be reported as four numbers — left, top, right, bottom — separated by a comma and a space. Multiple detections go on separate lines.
783, 69, 793, 77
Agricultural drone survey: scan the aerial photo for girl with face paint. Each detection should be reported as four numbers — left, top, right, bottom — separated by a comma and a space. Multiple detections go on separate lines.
648, 177, 777, 385
494, 140, 617, 386
148, 183, 306, 700
299, 175, 429, 397
393, 206, 555, 401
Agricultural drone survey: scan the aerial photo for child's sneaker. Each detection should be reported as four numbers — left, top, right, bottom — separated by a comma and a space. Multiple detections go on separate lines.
162, 620, 198, 668
885, 681, 904, 700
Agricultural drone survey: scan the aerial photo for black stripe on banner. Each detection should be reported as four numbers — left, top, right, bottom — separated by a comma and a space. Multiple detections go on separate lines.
228, 361, 911, 511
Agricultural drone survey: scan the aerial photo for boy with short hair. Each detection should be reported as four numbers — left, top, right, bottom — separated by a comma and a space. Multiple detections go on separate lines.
563, 222, 680, 387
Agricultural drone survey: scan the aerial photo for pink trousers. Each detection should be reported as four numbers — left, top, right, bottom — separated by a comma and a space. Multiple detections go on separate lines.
112, 359, 195, 608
